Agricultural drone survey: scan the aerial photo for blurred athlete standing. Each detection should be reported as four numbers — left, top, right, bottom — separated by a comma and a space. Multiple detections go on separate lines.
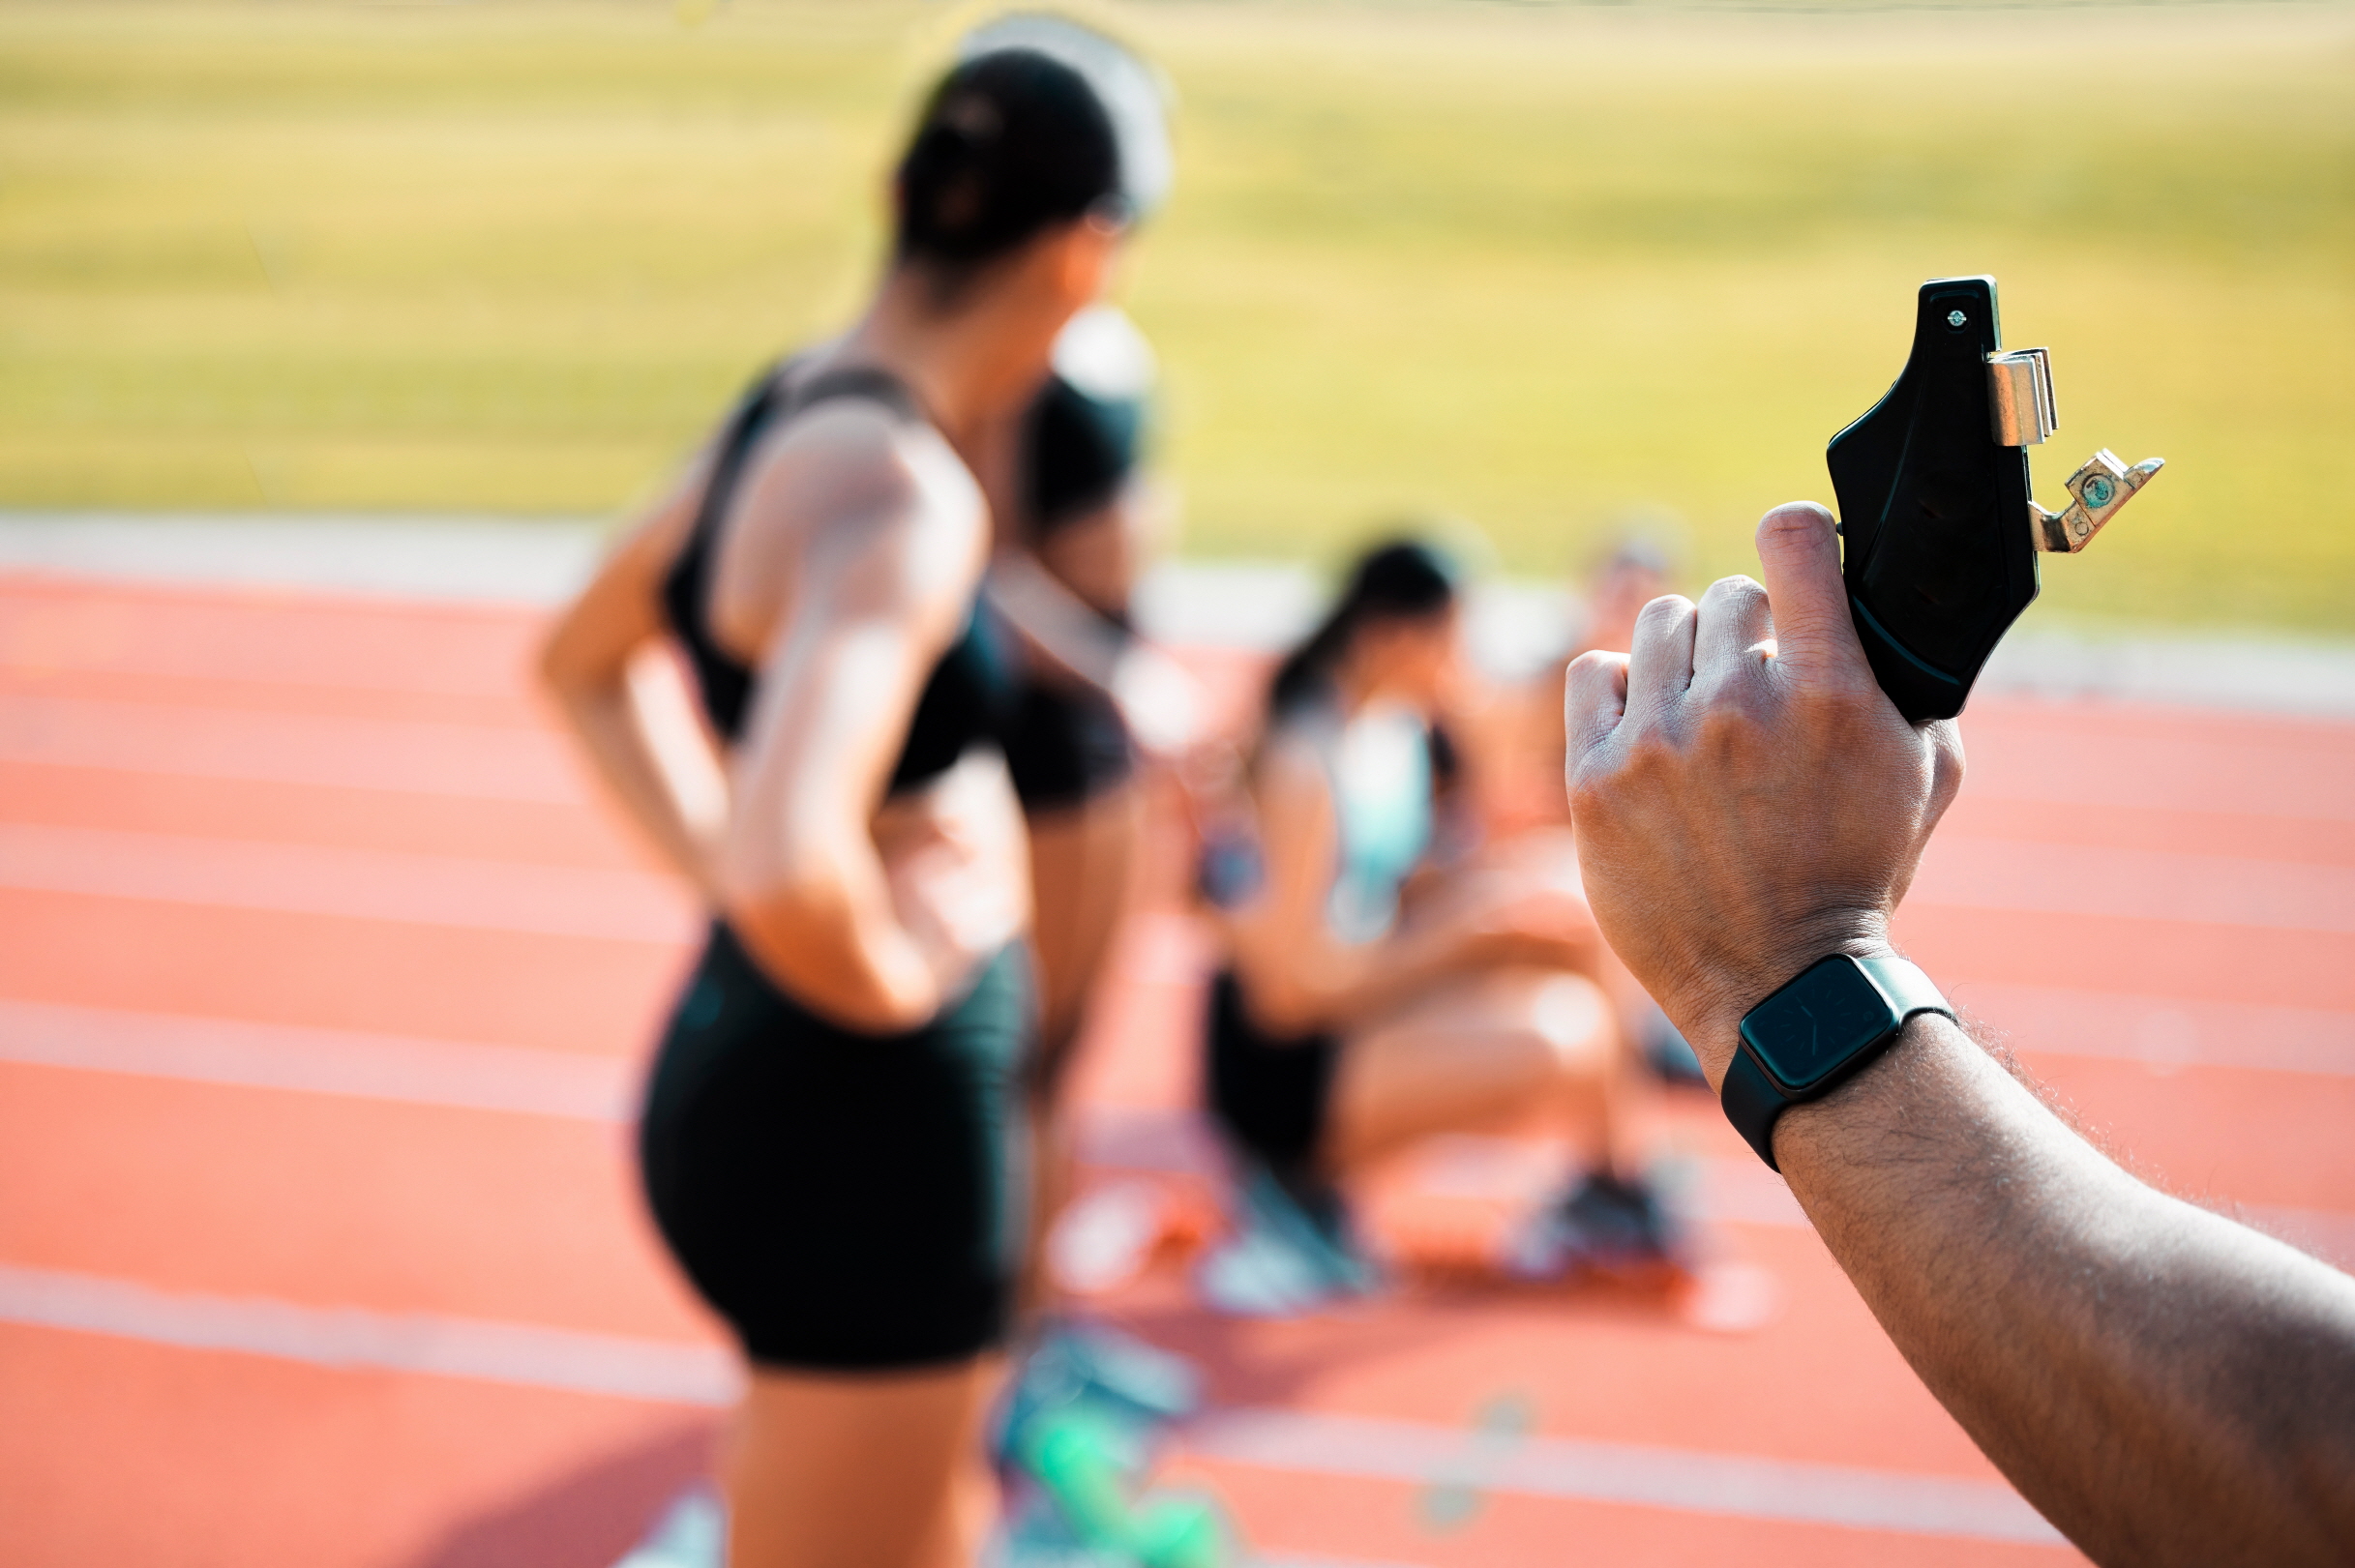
539, 24, 1170, 1568
982, 306, 1180, 1287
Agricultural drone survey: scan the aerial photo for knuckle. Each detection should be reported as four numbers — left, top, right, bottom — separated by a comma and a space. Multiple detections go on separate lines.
1565, 647, 1622, 685
1927, 721, 1968, 800
1633, 592, 1695, 635
1698, 573, 1765, 613
1562, 649, 1625, 717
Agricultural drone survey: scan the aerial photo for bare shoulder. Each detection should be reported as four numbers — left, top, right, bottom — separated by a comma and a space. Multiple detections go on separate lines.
778, 401, 979, 547
1255, 725, 1336, 821
724, 399, 987, 627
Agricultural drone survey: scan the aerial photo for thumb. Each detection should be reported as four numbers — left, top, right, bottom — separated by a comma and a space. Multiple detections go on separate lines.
1754, 501, 1870, 685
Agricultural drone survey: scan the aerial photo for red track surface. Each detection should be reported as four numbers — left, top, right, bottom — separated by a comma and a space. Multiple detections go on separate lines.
3, 575, 2350, 1567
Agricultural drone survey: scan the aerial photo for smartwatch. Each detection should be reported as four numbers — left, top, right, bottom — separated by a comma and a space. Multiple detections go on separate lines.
1722, 954, 1953, 1171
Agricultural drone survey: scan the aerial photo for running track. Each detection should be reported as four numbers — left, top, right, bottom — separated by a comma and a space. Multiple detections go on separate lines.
3, 568, 2351, 1567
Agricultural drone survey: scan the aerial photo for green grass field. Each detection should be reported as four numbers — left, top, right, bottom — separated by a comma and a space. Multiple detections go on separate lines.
2, 1, 2349, 629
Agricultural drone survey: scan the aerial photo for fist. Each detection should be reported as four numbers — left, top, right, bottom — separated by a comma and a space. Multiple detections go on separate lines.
1562, 502, 1963, 1085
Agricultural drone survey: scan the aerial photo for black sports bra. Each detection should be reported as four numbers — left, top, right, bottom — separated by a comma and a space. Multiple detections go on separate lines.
660, 360, 1010, 796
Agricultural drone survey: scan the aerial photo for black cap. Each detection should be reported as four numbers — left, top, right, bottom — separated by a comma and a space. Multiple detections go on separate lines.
958, 15, 1172, 223
896, 46, 1122, 268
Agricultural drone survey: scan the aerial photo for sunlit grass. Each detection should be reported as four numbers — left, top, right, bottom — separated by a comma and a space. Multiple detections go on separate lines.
1, 1, 2349, 629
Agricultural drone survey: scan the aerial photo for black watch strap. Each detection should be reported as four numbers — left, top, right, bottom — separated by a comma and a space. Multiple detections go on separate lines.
1721, 1046, 1794, 1169
1723, 955, 1952, 1173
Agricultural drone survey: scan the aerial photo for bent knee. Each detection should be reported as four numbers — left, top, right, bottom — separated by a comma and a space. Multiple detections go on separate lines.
1526, 973, 1612, 1070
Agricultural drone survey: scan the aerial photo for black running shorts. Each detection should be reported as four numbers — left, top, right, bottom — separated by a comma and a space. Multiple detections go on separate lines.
1002, 675, 1136, 814
1206, 969, 1340, 1171
640, 924, 1033, 1371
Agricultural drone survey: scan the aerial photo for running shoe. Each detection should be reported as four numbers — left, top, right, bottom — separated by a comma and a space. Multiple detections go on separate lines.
1195, 1159, 1380, 1317
990, 1397, 1236, 1568
993, 1321, 1232, 1567
1502, 1169, 1693, 1280
986, 1478, 1234, 1568
993, 1318, 1199, 1493
609, 1484, 723, 1568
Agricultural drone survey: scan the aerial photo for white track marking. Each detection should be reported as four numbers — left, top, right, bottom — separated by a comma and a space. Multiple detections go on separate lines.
0, 821, 695, 942
0, 1263, 736, 1405
1182, 1406, 2068, 1546
0, 1261, 2062, 1546
7, 516, 2354, 716
0, 998, 636, 1120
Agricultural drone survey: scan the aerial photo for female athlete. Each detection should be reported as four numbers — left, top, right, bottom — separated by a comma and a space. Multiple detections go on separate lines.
540, 29, 1168, 1568
1205, 540, 1680, 1305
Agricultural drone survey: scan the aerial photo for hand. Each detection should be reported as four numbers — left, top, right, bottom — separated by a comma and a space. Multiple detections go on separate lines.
884, 843, 1028, 1015
1562, 502, 1963, 1085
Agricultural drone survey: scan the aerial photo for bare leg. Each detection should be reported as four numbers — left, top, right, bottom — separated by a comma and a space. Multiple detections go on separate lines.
1021, 784, 1144, 1312
726, 1356, 1002, 1568
1390, 831, 1656, 1175
1027, 786, 1144, 1074
1322, 968, 1617, 1176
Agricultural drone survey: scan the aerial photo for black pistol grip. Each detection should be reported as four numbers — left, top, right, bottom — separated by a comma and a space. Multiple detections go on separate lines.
1829, 277, 2039, 723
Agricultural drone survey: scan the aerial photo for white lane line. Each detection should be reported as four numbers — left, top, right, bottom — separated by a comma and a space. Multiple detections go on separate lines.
0, 582, 536, 698
11, 520, 2355, 721
1908, 835, 2355, 937
0, 690, 581, 803
0, 1260, 2056, 1547
0, 513, 605, 607
1949, 980, 2355, 1078
1952, 725, 2355, 826
1698, 1161, 2355, 1272
10, 811, 2353, 954
0, 1263, 737, 1405
0, 821, 697, 944
0, 998, 636, 1121
13, 994, 2347, 1270
1182, 1406, 2064, 1548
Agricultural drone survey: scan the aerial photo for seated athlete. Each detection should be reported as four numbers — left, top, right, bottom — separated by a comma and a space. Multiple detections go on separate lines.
1453, 533, 1708, 1085
1203, 539, 1680, 1303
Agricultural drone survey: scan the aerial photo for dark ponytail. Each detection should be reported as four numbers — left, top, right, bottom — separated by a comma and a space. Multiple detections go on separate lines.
896, 49, 1118, 271
893, 11, 1182, 307
1268, 539, 1459, 717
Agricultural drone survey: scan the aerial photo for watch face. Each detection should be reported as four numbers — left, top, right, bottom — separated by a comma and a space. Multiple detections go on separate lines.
1740, 956, 1899, 1092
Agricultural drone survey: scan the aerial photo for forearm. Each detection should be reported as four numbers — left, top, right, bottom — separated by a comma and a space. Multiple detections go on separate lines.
1243, 921, 1482, 1036
551, 679, 725, 895
722, 843, 939, 1034
1334, 923, 1493, 1026
1774, 1016, 2355, 1566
